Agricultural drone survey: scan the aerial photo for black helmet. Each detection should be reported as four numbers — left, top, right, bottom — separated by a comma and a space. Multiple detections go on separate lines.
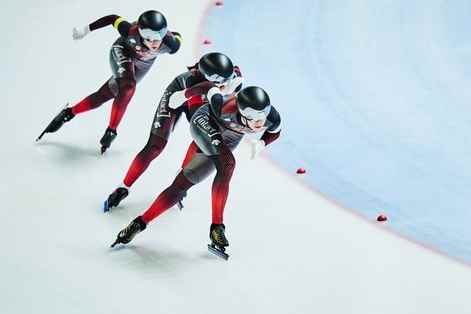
198, 52, 234, 84
237, 86, 271, 121
138, 10, 167, 41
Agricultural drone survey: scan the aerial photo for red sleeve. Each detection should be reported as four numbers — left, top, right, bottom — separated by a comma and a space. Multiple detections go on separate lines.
184, 81, 213, 98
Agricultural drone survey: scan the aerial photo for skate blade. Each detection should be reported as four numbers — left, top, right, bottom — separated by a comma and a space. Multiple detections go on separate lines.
100, 146, 107, 154
103, 200, 110, 212
36, 103, 70, 142
110, 239, 120, 248
36, 121, 55, 141
208, 244, 229, 260
36, 130, 47, 142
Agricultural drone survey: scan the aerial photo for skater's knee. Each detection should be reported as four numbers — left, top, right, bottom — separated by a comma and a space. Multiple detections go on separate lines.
172, 172, 194, 192
90, 82, 114, 105
147, 136, 167, 153
119, 78, 136, 91
149, 142, 166, 156
89, 93, 109, 108
117, 78, 136, 98
212, 152, 236, 176
222, 156, 236, 176
149, 135, 167, 149
139, 136, 167, 160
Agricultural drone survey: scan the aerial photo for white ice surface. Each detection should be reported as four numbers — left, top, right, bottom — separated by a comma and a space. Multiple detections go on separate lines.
1, 1, 471, 313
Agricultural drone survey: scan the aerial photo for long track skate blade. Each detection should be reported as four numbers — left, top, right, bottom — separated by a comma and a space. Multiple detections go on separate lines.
36, 103, 70, 142
208, 244, 229, 260
36, 129, 47, 141
110, 239, 120, 248
103, 200, 110, 212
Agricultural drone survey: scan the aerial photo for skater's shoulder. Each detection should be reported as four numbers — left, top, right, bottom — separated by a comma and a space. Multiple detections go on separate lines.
221, 96, 238, 113
234, 65, 242, 77
111, 16, 133, 37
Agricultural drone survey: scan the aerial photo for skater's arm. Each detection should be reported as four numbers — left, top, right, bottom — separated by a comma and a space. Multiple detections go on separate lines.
261, 107, 281, 145
204, 77, 243, 115
89, 15, 132, 37
248, 109, 280, 159
164, 69, 206, 98
232, 66, 243, 93
157, 70, 196, 110
260, 130, 280, 145
162, 31, 182, 54
206, 87, 224, 117
183, 65, 242, 98
234, 66, 242, 77
184, 81, 214, 98
167, 72, 193, 95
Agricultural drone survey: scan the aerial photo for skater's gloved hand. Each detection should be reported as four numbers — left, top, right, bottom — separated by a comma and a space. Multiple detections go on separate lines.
167, 91, 187, 109
218, 76, 244, 95
249, 139, 266, 160
72, 25, 90, 40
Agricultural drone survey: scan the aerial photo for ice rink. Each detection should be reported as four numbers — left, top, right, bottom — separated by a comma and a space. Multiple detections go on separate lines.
2, 1, 471, 313
204, 0, 471, 264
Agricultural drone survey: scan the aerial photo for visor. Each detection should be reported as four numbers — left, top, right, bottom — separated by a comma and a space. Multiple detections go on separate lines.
239, 105, 271, 121
138, 27, 167, 41
203, 72, 234, 84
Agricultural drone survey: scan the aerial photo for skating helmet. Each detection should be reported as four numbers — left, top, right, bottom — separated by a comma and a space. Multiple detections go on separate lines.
138, 10, 167, 41
198, 52, 234, 85
236, 86, 271, 121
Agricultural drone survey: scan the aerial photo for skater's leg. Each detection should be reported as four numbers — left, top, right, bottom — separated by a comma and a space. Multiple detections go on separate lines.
107, 77, 136, 130
111, 144, 201, 245
205, 146, 234, 251
71, 80, 114, 115
105, 106, 179, 209
99, 61, 136, 153
208, 145, 236, 225
189, 110, 236, 225
123, 134, 168, 187
138, 139, 218, 223
141, 171, 194, 224
105, 46, 138, 132
188, 109, 237, 251
122, 105, 178, 186
181, 141, 199, 169
36, 79, 114, 141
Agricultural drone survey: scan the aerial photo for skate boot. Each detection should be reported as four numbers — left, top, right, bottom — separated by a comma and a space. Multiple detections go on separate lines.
110, 216, 146, 248
36, 107, 75, 141
208, 223, 229, 260
103, 187, 129, 212
100, 127, 117, 154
